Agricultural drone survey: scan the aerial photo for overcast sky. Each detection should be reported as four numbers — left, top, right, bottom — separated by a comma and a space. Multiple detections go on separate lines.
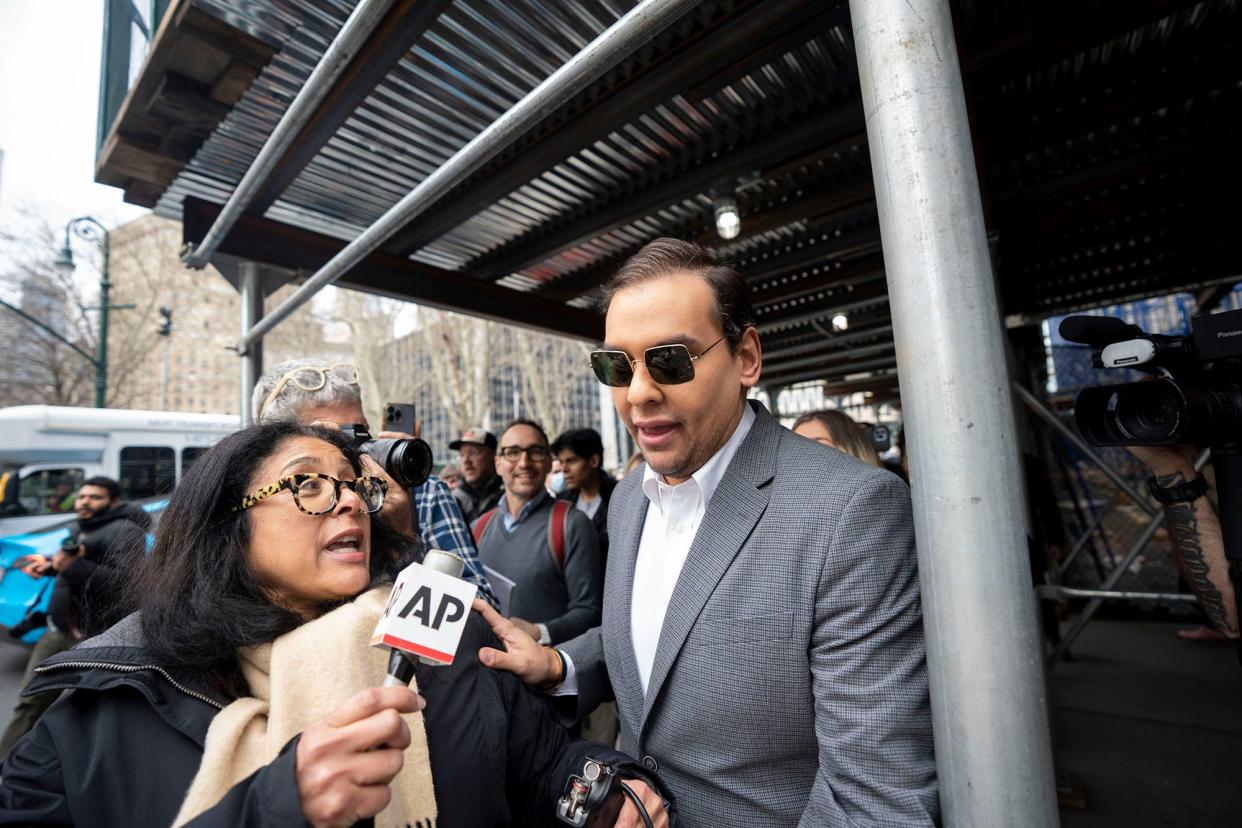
0, 1, 149, 235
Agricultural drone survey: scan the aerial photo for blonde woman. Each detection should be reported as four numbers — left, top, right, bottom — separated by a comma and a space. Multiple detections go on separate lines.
792, 410, 883, 468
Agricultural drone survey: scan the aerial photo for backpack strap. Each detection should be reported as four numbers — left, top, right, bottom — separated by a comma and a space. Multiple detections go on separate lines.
548, 500, 572, 571
472, 508, 498, 546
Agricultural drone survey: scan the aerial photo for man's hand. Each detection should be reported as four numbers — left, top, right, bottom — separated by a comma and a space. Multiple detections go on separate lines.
614, 779, 669, 828
50, 545, 84, 574
360, 455, 415, 537
296, 686, 424, 828
509, 617, 541, 640
473, 598, 560, 686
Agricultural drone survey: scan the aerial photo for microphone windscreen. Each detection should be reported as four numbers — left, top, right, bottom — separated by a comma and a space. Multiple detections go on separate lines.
1058, 315, 1141, 345
423, 549, 465, 579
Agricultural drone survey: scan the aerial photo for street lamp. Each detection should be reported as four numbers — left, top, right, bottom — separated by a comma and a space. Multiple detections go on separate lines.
53, 216, 132, 408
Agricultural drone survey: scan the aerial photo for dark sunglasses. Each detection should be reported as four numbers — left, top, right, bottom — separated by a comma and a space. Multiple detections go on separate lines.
589, 336, 726, 387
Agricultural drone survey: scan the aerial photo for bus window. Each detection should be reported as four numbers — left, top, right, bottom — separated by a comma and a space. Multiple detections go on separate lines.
12, 468, 85, 516
181, 446, 210, 477
119, 447, 175, 499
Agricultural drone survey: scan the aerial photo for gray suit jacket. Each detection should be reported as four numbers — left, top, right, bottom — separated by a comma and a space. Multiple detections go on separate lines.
561, 402, 938, 827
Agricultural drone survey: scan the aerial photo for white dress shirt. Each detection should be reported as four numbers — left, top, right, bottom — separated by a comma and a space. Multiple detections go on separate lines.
630, 403, 755, 693
555, 403, 755, 697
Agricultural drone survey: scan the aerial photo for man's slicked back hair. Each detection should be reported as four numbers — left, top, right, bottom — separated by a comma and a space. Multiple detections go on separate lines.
599, 238, 756, 352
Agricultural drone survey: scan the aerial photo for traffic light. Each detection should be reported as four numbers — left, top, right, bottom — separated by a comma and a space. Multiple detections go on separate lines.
157, 306, 173, 336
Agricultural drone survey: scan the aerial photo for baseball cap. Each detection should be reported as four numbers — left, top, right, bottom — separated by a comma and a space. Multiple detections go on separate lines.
450, 427, 497, 451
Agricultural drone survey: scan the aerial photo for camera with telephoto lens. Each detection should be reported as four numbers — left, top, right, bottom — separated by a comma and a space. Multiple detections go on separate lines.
1059, 308, 1242, 448
338, 424, 433, 490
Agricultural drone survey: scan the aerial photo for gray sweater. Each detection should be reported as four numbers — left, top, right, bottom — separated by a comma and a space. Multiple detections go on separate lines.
473, 491, 603, 644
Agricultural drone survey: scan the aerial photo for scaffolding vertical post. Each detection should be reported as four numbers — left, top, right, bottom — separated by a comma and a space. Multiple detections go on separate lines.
239, 262, 264, 426
848, 0, 1059, 824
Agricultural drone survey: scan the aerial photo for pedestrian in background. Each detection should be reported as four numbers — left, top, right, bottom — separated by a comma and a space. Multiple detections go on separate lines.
792, 409, 883, 468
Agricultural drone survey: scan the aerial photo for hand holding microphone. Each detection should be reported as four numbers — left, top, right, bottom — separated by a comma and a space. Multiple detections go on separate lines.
296, 550, 470, 827
295, 686, 423, 828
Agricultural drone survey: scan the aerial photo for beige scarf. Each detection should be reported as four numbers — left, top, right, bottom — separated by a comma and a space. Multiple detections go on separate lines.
174, 588, 438, 827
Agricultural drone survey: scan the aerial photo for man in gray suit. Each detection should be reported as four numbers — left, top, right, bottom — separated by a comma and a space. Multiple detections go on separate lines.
477, 238, 938, 826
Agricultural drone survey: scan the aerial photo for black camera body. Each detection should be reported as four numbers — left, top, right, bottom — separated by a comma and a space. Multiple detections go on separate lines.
1060, 308, 1242, 448
339, 423, 433, 490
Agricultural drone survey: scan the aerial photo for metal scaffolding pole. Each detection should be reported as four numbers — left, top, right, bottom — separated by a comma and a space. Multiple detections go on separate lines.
849, 0, 1058, 824
1037, 585, 1197, 604
238, 263, 264, 426
183, 0, 397, 269
235, 0, 699, 354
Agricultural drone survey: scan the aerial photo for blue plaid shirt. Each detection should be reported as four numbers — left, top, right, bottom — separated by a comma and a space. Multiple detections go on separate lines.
414, 474, 497, 607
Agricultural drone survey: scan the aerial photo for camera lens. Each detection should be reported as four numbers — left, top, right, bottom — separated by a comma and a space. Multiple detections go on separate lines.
362, 437, 433, 490
388, 438, 433, 489
1111, 382, 1185, 443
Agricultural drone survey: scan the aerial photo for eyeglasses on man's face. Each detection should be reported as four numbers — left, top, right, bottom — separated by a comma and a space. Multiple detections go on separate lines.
234, 473, 386, 515
257, 363, 359, 421
496, 445, 552, 463
589, 336, 726, 388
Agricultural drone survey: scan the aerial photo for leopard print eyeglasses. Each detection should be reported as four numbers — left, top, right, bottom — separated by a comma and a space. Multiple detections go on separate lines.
233, 473, 387, 515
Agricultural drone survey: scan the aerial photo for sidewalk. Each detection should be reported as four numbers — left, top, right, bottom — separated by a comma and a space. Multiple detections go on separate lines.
1051, 620, 1242, 826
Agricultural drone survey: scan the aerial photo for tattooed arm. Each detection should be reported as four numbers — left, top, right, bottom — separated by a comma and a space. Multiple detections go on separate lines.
1130, 446, 1238, 638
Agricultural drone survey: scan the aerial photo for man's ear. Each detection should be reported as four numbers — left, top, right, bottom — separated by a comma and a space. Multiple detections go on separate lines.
737, 326, 763, 389
590, 454, 601, 470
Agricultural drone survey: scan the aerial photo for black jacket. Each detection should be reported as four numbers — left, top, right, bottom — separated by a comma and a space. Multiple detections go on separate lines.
49, 502, 150, 635
557, 473, 618, 563
453, 474, 504, 524
0, 612, 667, 827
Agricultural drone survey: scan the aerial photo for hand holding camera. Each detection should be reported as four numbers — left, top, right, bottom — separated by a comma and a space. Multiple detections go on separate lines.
50, 536, 85, 575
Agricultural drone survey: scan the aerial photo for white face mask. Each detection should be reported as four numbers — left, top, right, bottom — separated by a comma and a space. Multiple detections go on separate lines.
548, 471, 567, 494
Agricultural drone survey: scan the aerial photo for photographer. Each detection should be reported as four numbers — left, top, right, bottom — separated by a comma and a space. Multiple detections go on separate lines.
1130, 445, 1238, 639
253, 359, 496, 607
0, 476, 150, 757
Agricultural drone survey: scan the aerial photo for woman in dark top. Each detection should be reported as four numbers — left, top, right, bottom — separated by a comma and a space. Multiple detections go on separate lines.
0, 422, 669, 827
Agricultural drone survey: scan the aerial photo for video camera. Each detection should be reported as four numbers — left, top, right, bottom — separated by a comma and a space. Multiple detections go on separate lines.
1058, 308, 1242, 447
1061, 307, 1242, 655
338, 424, 433, 490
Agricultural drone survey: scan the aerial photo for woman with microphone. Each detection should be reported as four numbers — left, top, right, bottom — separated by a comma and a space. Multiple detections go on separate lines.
0, 422, 668, 827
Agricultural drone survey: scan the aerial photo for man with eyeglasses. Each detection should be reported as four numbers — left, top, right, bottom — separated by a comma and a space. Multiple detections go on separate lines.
476, 239, 937, 827
472, 419, 602, 648
252, 358, 496, 606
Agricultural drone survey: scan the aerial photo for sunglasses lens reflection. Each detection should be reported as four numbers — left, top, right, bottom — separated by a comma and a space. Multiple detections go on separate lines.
590, 352, 632, 387
646, 345, 694, 385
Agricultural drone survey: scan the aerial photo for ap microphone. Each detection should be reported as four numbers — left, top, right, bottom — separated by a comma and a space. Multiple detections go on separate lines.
378, 549, 470, 687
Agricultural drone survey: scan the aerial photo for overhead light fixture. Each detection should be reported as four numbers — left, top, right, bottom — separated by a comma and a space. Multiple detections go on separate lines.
832, 314, 849, 332
714, 194, 740, 240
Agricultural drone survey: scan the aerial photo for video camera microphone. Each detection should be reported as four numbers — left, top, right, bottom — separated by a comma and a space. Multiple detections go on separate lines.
1059, 315, 1144, 347
375, 549, 475, 687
